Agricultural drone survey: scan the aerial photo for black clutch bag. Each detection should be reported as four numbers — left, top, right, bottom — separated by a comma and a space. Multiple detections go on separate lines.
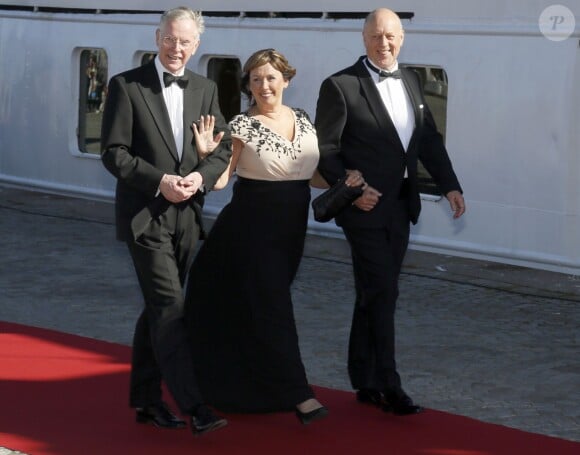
312, 178, 364, 223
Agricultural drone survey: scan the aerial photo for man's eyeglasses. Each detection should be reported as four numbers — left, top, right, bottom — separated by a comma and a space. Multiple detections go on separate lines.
161, 36, 196, 50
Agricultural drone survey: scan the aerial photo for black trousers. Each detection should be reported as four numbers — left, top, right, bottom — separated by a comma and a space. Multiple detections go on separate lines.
126, 203, 202, 414
342, 198, 411, 392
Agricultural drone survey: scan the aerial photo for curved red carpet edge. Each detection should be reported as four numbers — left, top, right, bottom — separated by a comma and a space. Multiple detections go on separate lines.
0, 321, 577, 455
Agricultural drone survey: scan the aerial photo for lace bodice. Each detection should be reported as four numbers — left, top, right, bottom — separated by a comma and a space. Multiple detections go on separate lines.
229, 108, 319, 181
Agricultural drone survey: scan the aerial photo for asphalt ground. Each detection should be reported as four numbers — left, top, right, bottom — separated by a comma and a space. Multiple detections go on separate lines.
0, 184, 578, 450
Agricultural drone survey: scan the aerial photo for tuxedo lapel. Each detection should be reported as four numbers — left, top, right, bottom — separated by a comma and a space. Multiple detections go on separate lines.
181, 76, 203, 170
138, 62, 180, 161
355, 58, 405, 151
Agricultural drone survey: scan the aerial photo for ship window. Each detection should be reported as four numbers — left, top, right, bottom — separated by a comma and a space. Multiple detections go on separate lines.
78, 48, 108, 154
400, 64, 449, 197
207, 57, 242, 122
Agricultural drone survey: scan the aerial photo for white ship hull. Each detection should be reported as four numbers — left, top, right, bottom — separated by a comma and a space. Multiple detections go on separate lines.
1, 0, 579, 273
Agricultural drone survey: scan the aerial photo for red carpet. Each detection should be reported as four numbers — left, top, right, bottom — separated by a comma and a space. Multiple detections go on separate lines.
1, 321, 578, 455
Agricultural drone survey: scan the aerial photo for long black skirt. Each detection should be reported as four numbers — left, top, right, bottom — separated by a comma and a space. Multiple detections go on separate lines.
184, 177, 314, 412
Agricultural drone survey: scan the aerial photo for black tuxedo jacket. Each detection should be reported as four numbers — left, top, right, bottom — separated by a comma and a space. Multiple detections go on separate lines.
101, 60, 231, 241
315, 56, 461, 226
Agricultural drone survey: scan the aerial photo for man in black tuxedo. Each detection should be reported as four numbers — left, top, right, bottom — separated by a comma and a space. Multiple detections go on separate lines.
315, 8, 466, 415
101, 7, 231, 435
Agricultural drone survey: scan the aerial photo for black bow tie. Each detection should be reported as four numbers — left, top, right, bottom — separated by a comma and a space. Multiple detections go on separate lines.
163, 72, 189, 88
366, 60, 401, 81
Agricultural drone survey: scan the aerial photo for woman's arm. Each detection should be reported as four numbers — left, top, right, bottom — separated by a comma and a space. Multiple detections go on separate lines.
310, 169, 330, 189
211, 138, 243, 190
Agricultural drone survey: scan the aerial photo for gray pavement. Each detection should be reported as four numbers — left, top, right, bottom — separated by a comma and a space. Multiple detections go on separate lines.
1, 184, 579, 449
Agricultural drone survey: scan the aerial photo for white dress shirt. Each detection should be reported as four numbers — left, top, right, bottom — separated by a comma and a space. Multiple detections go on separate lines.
155, 57, 184, 161
365, 60, 415, 153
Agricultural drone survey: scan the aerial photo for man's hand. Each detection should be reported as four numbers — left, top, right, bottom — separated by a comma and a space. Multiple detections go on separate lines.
181, 171, 204, 194
354, 185, 382, 211
446, 190, 466, 219
159, 174, 196, 203
193, 115, 225, 159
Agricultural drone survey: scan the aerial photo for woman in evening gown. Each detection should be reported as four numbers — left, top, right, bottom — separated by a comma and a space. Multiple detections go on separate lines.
185, 49, 361, 424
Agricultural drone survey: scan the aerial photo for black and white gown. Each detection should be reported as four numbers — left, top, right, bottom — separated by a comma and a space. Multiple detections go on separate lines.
184, 108, 320, 412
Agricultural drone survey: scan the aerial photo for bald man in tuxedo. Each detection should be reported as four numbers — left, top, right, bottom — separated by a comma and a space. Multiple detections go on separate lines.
315, 8, 465, 416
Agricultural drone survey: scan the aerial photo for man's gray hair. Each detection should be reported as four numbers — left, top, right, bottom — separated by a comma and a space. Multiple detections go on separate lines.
160, 6, 205, 36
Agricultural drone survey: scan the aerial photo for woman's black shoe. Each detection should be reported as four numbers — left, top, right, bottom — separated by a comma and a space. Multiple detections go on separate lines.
295, 406, 329, 425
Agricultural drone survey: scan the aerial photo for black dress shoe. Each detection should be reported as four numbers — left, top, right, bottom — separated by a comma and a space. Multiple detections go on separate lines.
191, 405, 228, 436
381, 389, 424, 415
135, 402, 186, 429
356, 389, 385, 408
296, 406, 329, 425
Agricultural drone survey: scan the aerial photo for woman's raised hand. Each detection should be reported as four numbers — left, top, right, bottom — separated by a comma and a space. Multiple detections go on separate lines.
193, 115, 225, 159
